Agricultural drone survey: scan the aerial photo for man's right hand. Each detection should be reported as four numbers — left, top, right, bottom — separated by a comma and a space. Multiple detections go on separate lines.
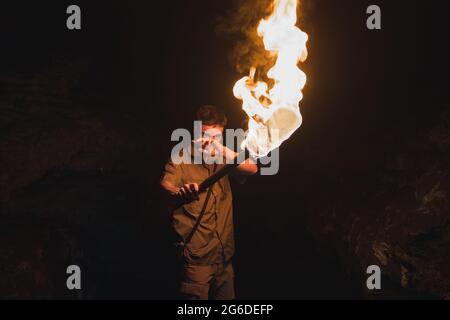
177, 183, 200, 203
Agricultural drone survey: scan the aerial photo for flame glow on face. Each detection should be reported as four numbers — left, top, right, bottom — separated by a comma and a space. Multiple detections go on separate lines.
233, 0, 308, 158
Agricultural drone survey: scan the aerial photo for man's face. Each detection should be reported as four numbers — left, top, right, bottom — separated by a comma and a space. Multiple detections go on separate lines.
195, 124, 224, 157
202, 124, 224, 141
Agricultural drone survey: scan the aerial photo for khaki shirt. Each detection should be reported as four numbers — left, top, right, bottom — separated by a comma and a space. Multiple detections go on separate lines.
161, 159, 235, 265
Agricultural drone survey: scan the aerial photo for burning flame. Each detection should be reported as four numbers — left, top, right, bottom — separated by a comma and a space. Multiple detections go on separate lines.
233, 0, 308, 158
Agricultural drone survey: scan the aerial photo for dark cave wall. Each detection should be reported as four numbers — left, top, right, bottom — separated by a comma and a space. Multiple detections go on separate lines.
0, 63, 449, 299
0, 64, 172, 299
303, 110, 450, 299
0, 0, 449, 300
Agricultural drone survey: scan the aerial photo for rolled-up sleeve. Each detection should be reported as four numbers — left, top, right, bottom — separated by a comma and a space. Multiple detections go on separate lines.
161, 159, 183, 187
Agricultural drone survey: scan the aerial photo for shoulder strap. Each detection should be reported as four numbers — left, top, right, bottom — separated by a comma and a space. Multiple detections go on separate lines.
184, 163, 217, 245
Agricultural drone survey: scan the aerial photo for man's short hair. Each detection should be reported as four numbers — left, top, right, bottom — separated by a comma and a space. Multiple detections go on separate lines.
196, 105, 228, 127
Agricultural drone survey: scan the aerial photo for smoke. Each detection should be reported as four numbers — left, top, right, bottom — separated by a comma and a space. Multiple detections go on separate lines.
216, 0, 311, 79
216, 0, 275, 77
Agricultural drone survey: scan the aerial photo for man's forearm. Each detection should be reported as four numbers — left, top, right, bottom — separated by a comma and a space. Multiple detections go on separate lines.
236, 158, 258, 175
161, 180, 179, 195
222, 147, 258, 175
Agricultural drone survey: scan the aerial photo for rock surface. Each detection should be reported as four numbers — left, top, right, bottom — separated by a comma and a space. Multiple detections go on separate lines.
0, 65, 169, 299
304, 110, 450, 299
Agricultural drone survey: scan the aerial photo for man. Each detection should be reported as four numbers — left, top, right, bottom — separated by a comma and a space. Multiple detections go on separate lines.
160, 105, 258, 300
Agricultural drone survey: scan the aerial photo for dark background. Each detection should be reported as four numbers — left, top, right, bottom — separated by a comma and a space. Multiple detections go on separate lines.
0, 0, 448, 299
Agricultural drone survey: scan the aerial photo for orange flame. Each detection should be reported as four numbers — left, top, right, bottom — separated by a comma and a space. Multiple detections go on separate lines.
233, 0, 308, 158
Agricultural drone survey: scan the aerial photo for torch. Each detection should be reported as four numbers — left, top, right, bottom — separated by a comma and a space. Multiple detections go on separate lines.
174, 0, 308, 208
168, 148, 250, 210
198, 148, 251, 193
202, 0, 308, 190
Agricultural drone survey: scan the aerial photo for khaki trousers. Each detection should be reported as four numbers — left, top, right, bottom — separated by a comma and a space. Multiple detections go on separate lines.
179, 261, 235, 300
